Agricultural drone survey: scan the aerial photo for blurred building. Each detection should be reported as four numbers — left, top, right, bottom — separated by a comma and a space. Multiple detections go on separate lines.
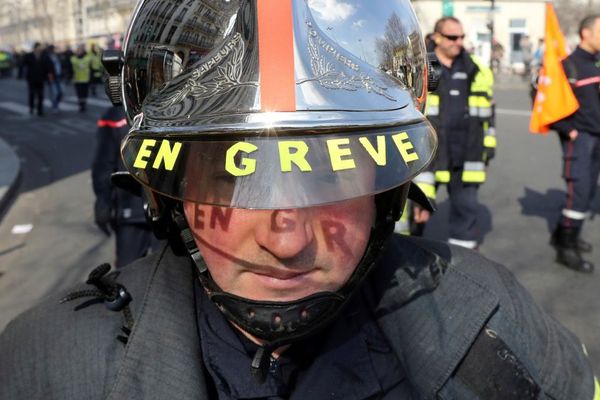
413, 0, 546, 71
0, 0, 137, 50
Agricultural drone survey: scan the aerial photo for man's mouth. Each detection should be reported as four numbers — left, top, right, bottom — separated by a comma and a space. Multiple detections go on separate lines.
250, 267, 317, 281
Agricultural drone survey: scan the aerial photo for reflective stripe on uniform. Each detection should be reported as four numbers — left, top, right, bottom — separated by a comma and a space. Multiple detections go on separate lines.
468, 55, 494, 119
98, 118, 128, 128
394, 202, 410, 235
464, 161, 485, 171
469, 104, 493, 118
562, 209, 587, 220
448, 238, 478, 249
414, 171, 435, 185
427, 93, 440, 106
462, 170, 486, 183
394, 219, 410, 235
484, 135, 497, 148
414, 172, 436, 199
462, 161, 486, 183
435, 170, 451, 183
426, 106, 439, 116
575, 76, 600, 88
478, 107, 493, 118
425, 93, 440, 116
417, 182, 436, 200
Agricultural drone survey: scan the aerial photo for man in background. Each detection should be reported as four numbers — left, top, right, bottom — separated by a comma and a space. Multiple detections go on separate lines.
92, 106, 159, 268
22, 42, 54, 116
414, 16, 496, 250
89, 44, 103, 97
550, 14, 600, 273
70, 45, 91, 112
46, 45, 63, 113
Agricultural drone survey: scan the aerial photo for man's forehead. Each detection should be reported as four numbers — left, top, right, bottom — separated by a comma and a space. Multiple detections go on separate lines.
441, 20, 463, 33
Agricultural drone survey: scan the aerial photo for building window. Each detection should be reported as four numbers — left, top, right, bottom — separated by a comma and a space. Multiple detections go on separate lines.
509, 19, 526, 28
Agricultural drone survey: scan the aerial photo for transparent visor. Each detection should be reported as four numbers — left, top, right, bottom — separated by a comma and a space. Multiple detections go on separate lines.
122, 121, 436, 209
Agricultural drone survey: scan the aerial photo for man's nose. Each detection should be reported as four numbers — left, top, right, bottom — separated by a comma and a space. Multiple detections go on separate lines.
254, 209, 315, 260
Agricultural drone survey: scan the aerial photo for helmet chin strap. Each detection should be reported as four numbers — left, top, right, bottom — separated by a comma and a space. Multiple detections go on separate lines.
172, 186, 406, 383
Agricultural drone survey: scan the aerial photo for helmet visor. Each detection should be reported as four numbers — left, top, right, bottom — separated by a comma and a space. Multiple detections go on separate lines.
122, 120, 436, 209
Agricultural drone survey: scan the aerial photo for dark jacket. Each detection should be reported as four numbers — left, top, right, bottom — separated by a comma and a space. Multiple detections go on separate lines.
426, 51, 495, 184
0, 236, 595, 399
92, 106, 146, 225
22, 51, 53, 84
552, 46, 600, 136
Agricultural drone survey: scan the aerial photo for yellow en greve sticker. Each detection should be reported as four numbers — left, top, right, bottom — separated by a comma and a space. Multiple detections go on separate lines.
132, 132, 419, 177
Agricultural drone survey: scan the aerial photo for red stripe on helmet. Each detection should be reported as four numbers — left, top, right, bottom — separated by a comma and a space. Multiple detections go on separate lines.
97, 118, 128, 128
257, 0, 296, 112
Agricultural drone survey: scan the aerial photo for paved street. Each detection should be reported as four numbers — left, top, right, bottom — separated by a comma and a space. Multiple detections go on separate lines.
0, 78, 114, 333
0, 75, 598, 372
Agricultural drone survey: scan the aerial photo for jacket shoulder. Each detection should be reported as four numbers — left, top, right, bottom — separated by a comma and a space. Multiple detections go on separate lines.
376, 236, 595, 399
0, 247, 166, 400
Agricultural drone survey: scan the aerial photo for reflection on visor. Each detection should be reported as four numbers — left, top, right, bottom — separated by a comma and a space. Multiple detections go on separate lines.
122, 121, 436, 209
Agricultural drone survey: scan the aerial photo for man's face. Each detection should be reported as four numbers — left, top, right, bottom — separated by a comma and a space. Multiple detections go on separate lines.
582, 17, 600, 53
435, 20, 465, 60
184, 196, 375, 302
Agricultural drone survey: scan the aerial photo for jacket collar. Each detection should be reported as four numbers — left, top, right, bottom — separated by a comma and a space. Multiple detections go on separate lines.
459, 49, 480, 78
107, 246, 209, 400
574, 45, 598, 61
366, 236, 499, 399
105, 237, 499, 399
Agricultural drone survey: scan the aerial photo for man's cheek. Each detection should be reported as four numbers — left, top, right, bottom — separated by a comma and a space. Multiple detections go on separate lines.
192, 205, 234, 232
192, 204, 206, 230
321, 220, 352, 255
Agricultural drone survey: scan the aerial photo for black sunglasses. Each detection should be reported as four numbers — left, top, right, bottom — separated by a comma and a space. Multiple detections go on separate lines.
440, 33, 465, 41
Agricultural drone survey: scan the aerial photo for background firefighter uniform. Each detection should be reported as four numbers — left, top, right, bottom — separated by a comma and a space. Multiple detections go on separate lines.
92, 106, 158, 268
395, 172, 436, 236
552, 46, 600, 230
419, 51, 496, 247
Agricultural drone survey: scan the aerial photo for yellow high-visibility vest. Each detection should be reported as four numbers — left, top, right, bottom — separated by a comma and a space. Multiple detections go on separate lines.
71, 54, 92, 83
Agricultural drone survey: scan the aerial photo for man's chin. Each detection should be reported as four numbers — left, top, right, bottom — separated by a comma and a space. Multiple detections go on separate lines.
237, 271, 338, 302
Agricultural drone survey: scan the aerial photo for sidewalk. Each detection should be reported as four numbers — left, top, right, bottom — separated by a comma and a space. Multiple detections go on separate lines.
0, 137, 19, 219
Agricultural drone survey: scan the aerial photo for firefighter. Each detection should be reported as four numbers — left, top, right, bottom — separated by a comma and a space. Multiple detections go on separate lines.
550, 14, 600, 273
1, 2, 596, 398
414, 16, 496, 249
92, 106, 159, 268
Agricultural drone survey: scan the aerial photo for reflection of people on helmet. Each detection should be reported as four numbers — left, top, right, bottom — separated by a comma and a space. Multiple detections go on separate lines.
1, 1, 596, 398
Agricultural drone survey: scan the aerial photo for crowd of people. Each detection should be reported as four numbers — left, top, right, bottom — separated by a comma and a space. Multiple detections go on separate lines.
10, 42, 104, 116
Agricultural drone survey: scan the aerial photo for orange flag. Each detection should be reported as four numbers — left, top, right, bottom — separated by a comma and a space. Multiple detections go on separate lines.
529, 2, 579, 134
